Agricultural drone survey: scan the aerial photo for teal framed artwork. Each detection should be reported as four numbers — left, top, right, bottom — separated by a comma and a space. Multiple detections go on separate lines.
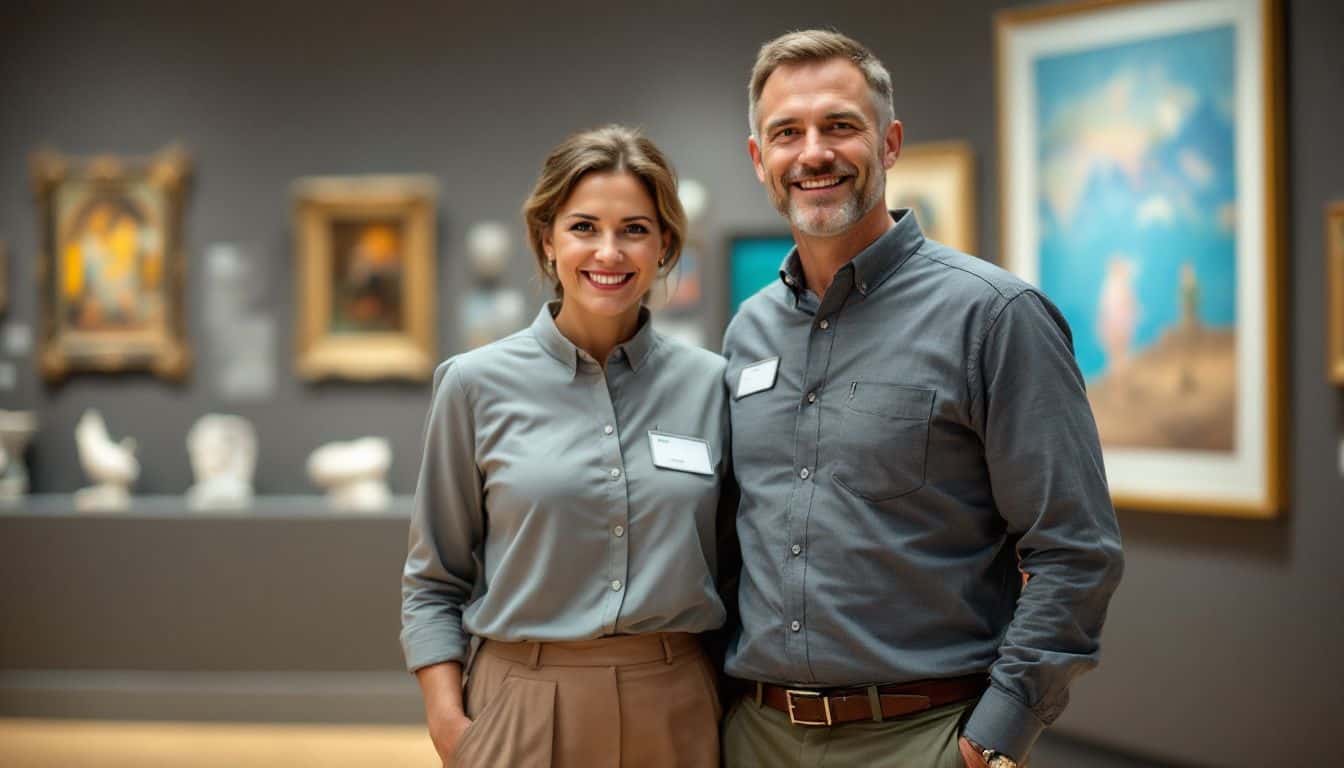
727, 234, 794, 315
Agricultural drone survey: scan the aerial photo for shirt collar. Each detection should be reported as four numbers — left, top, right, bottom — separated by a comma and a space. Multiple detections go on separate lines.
530, 300, 657, 378
777, 209, 926, 299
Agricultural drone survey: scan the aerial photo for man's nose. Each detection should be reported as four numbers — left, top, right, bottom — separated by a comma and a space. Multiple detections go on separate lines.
798, 128, 835, 167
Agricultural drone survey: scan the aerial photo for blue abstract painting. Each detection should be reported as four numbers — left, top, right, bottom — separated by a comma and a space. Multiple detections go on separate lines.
1034, 25, 1238, 451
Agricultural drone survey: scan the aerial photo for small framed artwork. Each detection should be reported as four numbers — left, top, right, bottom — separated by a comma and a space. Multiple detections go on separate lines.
30, 146, 193, 381
998, 0, 1284, 516
1329, 203, 1344, 385
727, 234, 795, 315
884, 140, 977, 254
293, 175, 437, 381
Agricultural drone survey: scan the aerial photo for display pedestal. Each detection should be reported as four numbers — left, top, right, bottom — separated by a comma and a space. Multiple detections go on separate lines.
0, 495, 422, 723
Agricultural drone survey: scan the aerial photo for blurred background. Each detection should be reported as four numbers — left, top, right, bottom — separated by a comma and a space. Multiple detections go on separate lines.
1, 1, 1341, 766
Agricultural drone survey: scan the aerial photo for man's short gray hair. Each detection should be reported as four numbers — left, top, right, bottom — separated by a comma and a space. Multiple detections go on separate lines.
748, 29, 895, 138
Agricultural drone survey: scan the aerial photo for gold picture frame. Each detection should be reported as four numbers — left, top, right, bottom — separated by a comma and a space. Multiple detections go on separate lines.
293, 175, 437, 381
30, 146, 193, 382
884, 140, 977, 255
997, 0, 1285, 517
1329, 202, 1344, 385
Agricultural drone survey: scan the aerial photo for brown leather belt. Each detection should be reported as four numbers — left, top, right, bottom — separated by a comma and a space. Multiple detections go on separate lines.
750, 674, 988, 726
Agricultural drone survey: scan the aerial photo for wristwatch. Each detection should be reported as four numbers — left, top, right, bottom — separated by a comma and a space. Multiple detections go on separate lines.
968, 739, 1019, 768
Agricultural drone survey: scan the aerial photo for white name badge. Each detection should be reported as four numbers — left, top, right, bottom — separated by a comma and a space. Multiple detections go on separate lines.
648, 431, 715, 476
736, 356, 779, 399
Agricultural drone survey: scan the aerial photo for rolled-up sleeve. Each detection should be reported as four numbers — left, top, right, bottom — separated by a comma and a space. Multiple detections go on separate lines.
400, 359, 484, 672
962, 290, 1125, 760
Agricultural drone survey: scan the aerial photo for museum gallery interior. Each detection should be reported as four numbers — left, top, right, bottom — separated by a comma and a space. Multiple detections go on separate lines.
1, 1, 1340, 767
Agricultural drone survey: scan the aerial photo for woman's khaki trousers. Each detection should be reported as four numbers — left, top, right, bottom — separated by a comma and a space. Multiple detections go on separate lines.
452, 632, 721, 768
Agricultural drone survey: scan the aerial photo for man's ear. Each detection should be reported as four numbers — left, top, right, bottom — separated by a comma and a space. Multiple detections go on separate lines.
882, 120, 904, 170
748, 135, 767, 184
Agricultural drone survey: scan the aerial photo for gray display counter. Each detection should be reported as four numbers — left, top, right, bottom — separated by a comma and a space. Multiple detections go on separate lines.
0, 496, 423, 723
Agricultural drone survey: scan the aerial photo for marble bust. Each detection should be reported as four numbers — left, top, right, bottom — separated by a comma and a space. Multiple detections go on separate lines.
186, 414, 257, 511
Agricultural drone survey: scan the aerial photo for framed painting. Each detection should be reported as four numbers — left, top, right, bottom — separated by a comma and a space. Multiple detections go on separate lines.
727, 234, 795, 315
997, 0, 1284, 516
1329, 203, 1344, 385
293, 175, 437, 382
30, 146, 192, 381
885, 140, 977, 254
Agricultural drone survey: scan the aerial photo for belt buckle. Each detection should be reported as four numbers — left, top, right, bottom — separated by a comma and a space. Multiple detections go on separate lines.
785, 689, 832, 726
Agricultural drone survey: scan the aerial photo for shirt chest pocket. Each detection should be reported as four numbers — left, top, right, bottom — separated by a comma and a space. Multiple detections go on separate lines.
832, 382, 935, 501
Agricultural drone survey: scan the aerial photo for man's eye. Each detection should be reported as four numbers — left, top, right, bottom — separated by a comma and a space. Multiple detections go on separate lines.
833, 122, 855, 130
773, 127, 797, 140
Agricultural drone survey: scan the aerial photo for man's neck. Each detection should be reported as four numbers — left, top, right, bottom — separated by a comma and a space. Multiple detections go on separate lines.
792, 206, 894, 298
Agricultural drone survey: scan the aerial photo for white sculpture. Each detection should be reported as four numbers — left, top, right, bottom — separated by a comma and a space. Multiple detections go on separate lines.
74, 409, 139, 512
0, 410, 37, 506
307, 437, 392, 512
186, 414, 258, 511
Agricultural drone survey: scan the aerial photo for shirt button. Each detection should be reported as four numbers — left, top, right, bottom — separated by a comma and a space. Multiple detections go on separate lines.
819, 319, 830, 330
613, 525, 625, 537
799, 467, 810, 480
790, 620, 802, 632
860, 282, 869, 292
610, 468, 622, 480
603, 424, 614, 435
791, 544, 802, 556
806, 392, 817, 404
611, 580, 623, 592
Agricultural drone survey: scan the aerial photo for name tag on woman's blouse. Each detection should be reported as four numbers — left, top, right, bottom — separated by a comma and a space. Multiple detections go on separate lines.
647, 431, 714, 476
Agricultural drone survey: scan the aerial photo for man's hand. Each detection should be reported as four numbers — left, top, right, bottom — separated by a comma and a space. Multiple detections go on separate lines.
427, 710, 472, 767
958, 736, 992, 768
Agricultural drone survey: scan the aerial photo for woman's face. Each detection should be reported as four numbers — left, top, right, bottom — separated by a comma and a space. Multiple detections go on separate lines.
544, 170, 668, 324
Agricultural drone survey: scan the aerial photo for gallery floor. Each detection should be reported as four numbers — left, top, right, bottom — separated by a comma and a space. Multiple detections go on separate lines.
0, 718, 1167, 768
0, 719, 440, 768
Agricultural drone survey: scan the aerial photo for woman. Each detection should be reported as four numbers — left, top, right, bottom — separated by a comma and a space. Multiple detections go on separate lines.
401, 125, 731, 768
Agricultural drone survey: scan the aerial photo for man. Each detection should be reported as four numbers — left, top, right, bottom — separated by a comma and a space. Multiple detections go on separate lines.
720, 30, 1123, 768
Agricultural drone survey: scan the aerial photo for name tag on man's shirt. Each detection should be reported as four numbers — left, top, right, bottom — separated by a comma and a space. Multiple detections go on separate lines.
648, 431, 714, 476
736, 356, 779, 399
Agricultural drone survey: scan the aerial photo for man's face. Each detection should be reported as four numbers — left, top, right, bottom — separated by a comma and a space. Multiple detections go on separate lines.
749, 58, 901, 237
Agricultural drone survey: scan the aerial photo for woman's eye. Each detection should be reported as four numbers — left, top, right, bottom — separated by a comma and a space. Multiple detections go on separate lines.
570, 221, 594, 232
625, 224, 649, 235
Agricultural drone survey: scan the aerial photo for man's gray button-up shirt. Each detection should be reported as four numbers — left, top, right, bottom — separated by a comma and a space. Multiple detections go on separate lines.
721, 211, 1123, 761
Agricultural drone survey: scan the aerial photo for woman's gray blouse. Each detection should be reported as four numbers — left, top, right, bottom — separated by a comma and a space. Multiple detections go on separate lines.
400, 303, 730, 672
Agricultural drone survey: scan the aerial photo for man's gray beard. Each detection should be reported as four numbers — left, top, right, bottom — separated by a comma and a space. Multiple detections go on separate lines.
778, 166, 884, 237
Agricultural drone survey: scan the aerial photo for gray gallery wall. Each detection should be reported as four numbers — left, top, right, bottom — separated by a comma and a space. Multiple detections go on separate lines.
2, 1, 1342, 766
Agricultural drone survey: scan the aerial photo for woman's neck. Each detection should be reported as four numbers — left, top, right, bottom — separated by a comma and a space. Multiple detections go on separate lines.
553, 301, 642, 368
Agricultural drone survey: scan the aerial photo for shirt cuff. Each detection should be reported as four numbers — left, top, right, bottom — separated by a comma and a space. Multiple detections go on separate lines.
962, 684, 1046, 763
400, 620, 468, 673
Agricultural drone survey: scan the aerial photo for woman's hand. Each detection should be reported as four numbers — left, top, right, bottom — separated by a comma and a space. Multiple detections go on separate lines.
958, 736, 992, 768
415, 662, 469, 767
427, 709, 473, 767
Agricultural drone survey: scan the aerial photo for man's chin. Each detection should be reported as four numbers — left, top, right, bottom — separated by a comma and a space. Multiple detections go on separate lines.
789, 205, 855, 237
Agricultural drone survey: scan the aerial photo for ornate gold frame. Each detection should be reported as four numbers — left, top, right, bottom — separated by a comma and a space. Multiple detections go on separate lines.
1329, 203, 1344, 385
884, 140, 977, 255
996, 0, 1285, 517
293, 175, 437, 382
30, 146, 192, 382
